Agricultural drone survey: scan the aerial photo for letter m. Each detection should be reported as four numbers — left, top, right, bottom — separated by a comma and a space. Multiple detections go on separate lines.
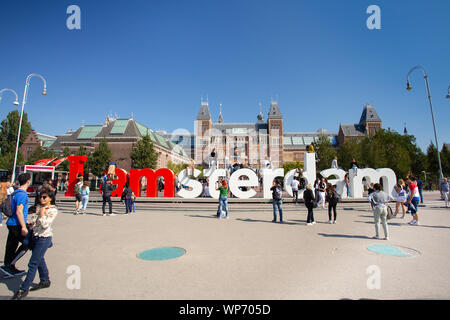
129, 168, 175, 198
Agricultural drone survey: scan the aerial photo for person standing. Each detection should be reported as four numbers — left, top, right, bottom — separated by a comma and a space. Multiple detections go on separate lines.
101, 178, 115, 216
317, 178, 327, 209
123, 183, 134, 214
350, 158, 359, 176
304, 184, 316, 225
74, 176, 83, 215
406, 177, 421, 225
216, 179, 229, 219
331, 157, 338, 169
368, 183, 394, 240
270, 179, 283, 223
325, 184, 339, 224
290, 177, 300, 204
393, 184, 407, 218
417, 177, 424, 204
11, 188, 58, 300
440, 178, 449, 208
344, 173, 350, 197
0, 173, 32, 277
80, 181, 90, 215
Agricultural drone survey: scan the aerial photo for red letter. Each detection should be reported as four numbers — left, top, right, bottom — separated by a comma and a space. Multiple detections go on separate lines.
100, 168, 128, 197
129, 168, 174, 198
65, 156, 88, 197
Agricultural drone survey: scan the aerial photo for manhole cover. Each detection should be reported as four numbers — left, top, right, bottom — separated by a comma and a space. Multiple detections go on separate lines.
367, 244, 420, 257
138, 247, 186, 261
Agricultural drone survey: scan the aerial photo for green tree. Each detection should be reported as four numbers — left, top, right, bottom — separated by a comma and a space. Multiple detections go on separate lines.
86, 138, 112, 177
167, 161, 189, 175
26, 146, 58, 165
0, 110, 32, 156
440, 144, 450, 177
282, 161, 304, 175
75, 145, 88, 156
313, 135, 337, 171
57, 147, 72, 172
130, 134, 158, 169
337, 139, 362, 171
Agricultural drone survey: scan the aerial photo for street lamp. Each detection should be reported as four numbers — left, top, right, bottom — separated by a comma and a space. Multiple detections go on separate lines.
406, 66, 443, 180
11, 73, 47, 183
0, 88, 20, 106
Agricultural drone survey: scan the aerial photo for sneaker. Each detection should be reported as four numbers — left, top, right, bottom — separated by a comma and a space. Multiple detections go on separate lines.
102, 213, 106, 216
109, 213, 115, 216
272, 219, 276, 223
333, 221, 337, 224
414, 221, 420, 225
306, 223, 312, 226
226, 216, 229, 219
408, 220, 415, 225
384, 237, 389, 240
372, 235, 380, 239
30, 280, 51, 291
328, 220, 333, 224
11, 290, 28, 300
312, 221, 316, 225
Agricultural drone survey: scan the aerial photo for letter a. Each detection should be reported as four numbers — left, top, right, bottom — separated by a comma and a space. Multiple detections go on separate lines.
67, 5, 81, 30
366, 5, 381, 30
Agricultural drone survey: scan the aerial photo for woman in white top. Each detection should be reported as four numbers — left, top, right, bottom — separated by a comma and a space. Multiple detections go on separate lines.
12, 188, 58, 300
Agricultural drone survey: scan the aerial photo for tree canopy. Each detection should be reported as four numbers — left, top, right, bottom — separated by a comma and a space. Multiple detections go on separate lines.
130, 133, 158, 169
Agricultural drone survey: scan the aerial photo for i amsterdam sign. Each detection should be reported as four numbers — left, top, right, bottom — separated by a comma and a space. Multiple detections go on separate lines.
65, 154, 397, 199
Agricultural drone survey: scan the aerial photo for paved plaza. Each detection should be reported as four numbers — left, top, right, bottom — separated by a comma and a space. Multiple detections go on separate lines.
0, 191, 449, 300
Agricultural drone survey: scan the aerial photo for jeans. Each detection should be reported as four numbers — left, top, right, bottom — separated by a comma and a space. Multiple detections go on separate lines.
273, 199, 283, 221
102, 195, 112, 214
20, 236, 52, 291
307, 206, 314, 223
328, 204, 337, 221
419, 189, 424, 203
218, 196, 229, 217
374, 207, 389, 238
292, 190, 298, 203
125, 199, 133, 213
410, 199, 419, 216
81, 195, 89, 211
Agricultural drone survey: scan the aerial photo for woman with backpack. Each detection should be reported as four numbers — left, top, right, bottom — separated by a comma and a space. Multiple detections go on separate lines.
270, 179, 283, 223
325, 184, 339, 224
304, 184, 316, 225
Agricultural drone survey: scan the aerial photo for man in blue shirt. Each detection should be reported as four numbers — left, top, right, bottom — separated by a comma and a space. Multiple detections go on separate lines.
0, 173, 31, 277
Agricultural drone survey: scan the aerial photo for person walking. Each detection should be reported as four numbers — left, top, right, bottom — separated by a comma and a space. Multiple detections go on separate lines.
216, 179, 229, 219
368, 183, 394, 240
417, 177, 424, 204
74, 175, 83, 215
80, 181, 90, 215
406, 177, 421, 225
270, 179, 283, 223
303, 184, 316, 225
344, 173, 350, 197
440, 178, 449, 208
290, 177, 300, 204
101, 178, 115, 216
123, 183, 134, 214
325, 184, 339, 224
0, 173, 32, 278
11, 188, 58, 300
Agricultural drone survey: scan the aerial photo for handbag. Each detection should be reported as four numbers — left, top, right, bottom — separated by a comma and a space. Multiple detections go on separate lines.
387, 206, 393, 220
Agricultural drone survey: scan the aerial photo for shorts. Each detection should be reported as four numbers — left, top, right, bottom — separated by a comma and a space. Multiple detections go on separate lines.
75, 194, 82, 202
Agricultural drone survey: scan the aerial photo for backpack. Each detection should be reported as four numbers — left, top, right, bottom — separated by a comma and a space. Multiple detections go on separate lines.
74, 183, 81, 195
299, 178, 306, 190
273, 186, 282, 200
0, 190, 26, 218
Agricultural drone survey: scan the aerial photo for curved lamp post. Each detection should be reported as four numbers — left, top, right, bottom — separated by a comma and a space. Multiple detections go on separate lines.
0, 88, 20, 106
11, 74, 47, 183
406, 66, 443, 180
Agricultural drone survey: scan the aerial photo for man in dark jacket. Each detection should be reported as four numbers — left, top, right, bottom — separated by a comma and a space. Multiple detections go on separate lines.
101, 179, 116, 216
303, 184, 316, 225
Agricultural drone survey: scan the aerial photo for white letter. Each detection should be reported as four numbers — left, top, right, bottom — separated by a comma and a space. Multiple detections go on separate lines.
229, 169, 258, 199
366, 5, 381, 30
349, 168, 396, 198
284, 169, 297, 197
66, 265, 81, 290
177, 168, 203, 199
67, 5, 81, 30
320, 168, 347, 198
366, 265, 381, 289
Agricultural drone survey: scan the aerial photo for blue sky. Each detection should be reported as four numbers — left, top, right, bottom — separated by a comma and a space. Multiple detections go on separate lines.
0, 0, 449, 152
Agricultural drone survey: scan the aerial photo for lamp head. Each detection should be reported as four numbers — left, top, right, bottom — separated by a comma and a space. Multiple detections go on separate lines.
13, 100, 19, 106
42, 87, 47, 96
406, 81, 412, 91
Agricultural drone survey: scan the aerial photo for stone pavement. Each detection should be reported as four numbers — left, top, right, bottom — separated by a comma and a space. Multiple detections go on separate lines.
0, 191, 449, 300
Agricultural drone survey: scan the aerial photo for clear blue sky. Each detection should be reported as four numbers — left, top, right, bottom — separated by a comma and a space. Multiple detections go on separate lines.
0, 0, 449, 152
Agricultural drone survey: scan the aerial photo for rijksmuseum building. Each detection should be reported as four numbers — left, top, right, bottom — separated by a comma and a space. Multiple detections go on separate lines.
20, 102, 382, 171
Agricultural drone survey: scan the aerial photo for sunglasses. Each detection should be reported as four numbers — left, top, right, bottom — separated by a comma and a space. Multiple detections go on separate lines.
40, 195, 49, 200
